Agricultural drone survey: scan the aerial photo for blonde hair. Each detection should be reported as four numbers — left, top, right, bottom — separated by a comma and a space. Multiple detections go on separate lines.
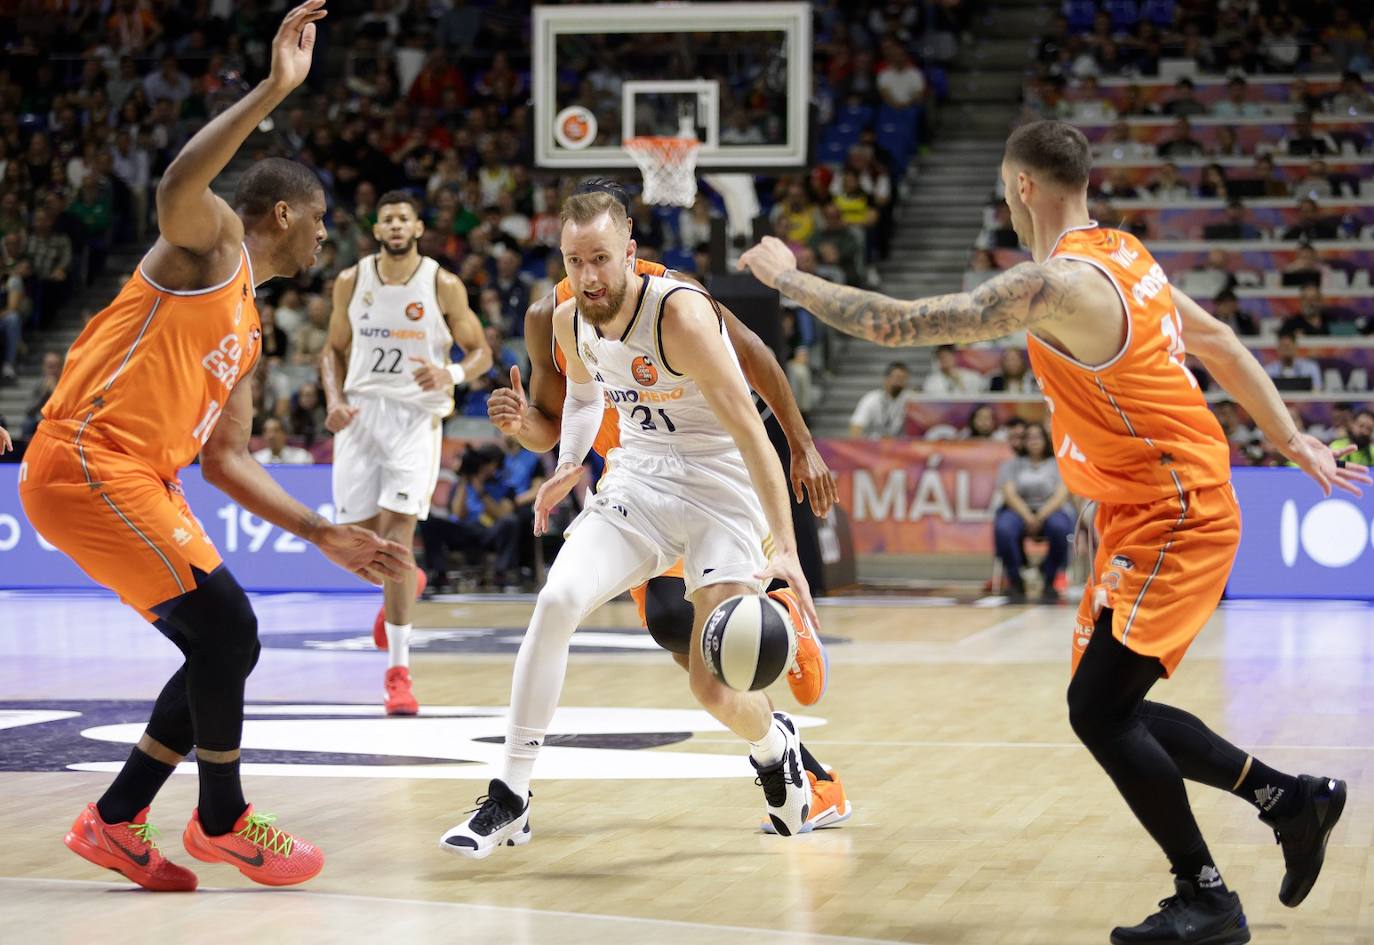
560, 191, 630, 236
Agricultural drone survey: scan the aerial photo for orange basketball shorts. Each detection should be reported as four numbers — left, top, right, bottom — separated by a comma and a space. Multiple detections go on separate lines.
629, 558, 687, 628
20, 427, 222, 621
1070, 482, 1240, 678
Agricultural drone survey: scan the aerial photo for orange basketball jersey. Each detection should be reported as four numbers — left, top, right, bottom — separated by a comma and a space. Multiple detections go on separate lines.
552, 259, 668, 459
41, 245, 262, 481
1026, 226, 1230, 505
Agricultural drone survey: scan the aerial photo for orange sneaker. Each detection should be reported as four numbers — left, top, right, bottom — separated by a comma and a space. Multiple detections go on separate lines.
182, 806, 323, 887
64, 803, 198, 891
769, 587, 829, 705
384, 666, 419, 716
373, 567, 427, 649
761, 769, 853, 835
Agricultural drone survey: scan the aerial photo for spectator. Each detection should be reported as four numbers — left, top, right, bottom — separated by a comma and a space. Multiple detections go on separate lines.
1116, 83, 1156, 117
1282, 199, 1340, 241
1329, 409, 1374, 467
994, 423, 1072, 604
69, 173, 114, 280
26, 207, 73, 328
1264, 329, 1323, 389
1208, 126, 1245, 159
259, 304, 290, 361
979, 204, 1022, 249
786, 346, 819, 422
1174, 248, 1236, 298
490, 435, 547, 563
110, 126, 150, 242
988, 347, 1035, 393
288, 381, 328, 447
1282, 113, 1339, 157
811, 203, 864, 285
293, 295, 331, 365
1211, 77, 1266, 119
1146, 162, 1191, 201
1327, 71, 1374, 116
1213, 400, 1258, 451
1211, 290, 1259, 337
1197, 164, 1232, 201
142, 54, 191, 107
924, 344, 985, 394
962, 249, 1001, 292
964, 404, 999, 440
1157, 117, 1205, 159
21, 349, 63, 437
491, 251, 530, 332
1098, 167, 1142, 200
769, 180, 819, 245
833, 171, 879, 230
849, 361, 915, 438
1162, 77, 1207, 117
420, 446, 521, 590
1292, 160, 1336, 201
1280, 285, 1334, 336
1096, 121, 1154, 161
1250, 154, 1292, 198
1202, 199, 1262, 240
1281, 244, 1328, 288
0, 258, 29, 385
876, 44, 927, 110
1068, 78, 1116, 122
252, 418, 314, 465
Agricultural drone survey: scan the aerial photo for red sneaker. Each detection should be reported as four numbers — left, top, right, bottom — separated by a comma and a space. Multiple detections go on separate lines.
65, 803, 198, 892
182, 806, 323, 887
769, 587, 829, 705
384, 665, 419, 716
373, 567, 427, 649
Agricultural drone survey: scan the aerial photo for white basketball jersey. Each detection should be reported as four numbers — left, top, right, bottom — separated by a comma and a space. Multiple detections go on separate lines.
576, 274, 743, 456
343, 254, 453, 416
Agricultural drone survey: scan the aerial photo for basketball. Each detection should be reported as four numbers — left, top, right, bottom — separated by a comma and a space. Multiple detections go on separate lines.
701, 593, 796, 691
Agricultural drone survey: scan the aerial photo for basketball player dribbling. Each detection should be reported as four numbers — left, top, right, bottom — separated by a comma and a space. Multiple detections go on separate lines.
740, 120, 1371, 944
487, 178, 851, 834
20, 0, 411, 892
321, 190, 490, 716
440, 190, 821, 858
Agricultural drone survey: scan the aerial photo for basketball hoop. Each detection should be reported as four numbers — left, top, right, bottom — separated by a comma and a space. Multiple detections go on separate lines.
624, 136, 700, 207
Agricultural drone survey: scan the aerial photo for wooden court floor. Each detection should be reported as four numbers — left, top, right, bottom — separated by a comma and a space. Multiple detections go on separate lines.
1, 590, 1372, 944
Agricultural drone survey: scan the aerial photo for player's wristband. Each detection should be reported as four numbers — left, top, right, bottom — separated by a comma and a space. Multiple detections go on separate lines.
446, 363, 467, 386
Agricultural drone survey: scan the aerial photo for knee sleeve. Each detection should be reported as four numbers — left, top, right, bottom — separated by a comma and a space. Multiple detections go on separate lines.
158, 567, 260, 679
644, 576, 693, 655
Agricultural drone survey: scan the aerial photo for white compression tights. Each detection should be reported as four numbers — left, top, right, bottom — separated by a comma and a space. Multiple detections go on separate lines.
502, 514, 662, 797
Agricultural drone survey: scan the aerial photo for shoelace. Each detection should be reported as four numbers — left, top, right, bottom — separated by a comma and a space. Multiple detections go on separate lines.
236, 812, 294, 856
128, 821, 162, 852
468, 793, 518, 835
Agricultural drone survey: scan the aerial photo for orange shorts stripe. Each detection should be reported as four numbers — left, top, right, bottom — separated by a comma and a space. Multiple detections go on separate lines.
1071, 482, 1240, 677
19, 429, 222, 620
629, 559, 687, 628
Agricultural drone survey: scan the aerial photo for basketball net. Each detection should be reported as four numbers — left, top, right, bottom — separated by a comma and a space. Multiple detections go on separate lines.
624, 136, 700, 207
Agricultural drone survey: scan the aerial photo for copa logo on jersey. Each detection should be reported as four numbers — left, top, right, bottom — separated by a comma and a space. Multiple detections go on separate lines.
631, 356, 659, 387
405, 301, 425, 321
1228, 468, 1374, 601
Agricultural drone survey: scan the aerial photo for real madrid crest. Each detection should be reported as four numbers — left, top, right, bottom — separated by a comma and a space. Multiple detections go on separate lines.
581, 342, 598, 365
362, 290, 375, 306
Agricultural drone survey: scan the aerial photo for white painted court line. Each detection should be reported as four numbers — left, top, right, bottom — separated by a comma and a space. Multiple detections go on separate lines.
0, 877, 925, 945
691, 737, 1374, 752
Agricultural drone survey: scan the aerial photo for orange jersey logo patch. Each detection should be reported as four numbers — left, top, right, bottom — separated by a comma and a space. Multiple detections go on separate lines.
405, 301, 424, 321
632, 356, 659, 387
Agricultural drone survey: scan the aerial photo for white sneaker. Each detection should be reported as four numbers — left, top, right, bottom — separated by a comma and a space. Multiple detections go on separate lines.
750, 712, 811, 837
438, 778, 532, 859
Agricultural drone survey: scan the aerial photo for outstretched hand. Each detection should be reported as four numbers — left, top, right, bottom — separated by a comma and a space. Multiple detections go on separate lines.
737, 236, 799, 290
1285, 433, 1372, 497
532, 462, 584, 536
269, 0, 327, 94
316, 524, 411, 586
790, 442, 837, 518
755, 550, 820, 635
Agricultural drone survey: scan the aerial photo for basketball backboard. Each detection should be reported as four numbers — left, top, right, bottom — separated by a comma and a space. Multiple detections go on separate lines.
532, 3, 811, 171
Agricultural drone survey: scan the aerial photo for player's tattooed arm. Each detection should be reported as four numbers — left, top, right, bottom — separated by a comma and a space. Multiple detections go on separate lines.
739, 236, 1077, 347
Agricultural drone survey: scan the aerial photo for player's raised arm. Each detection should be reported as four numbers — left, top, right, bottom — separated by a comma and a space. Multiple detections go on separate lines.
412, 270, 491, 392
1174, 287, 1371, 497
200, 365, 410, 585
660, 291, 820, 631
156, 0, 326, 255
321, 264, 358, 432
739, 236, 1082, 347
488, 292, 565, 451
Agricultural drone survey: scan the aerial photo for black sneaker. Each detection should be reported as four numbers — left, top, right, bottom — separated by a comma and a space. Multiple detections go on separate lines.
1110, 879, 1250, 945
750, 712, 810, 837
437, 778, 532, 860
1259, 774, 1347, 907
